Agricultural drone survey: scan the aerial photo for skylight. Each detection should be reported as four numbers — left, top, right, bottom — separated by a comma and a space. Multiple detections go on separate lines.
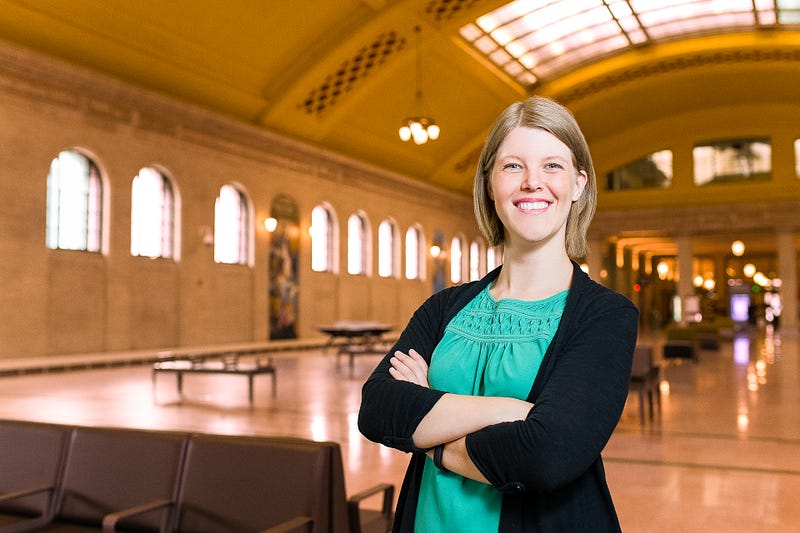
459, 0, 800, 88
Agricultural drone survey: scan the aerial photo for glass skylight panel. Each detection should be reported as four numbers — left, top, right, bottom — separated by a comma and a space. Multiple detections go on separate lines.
503, 61, 524, 76
608, 0, 633, 17
459, 23, 483, 42
538, 35, 630, 78
756, 10, 777, 25
474, 35, 498, 54
476, 1, 524, 32
459, 0, 797, 88
779, 9, 800, 23
518, 72, 537, 85
626, 29, 648, 45
647, 13, 755, 40
489, 48, 513, 66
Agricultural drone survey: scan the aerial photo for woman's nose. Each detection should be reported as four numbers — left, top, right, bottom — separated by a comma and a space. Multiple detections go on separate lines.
521, 171, 541, 190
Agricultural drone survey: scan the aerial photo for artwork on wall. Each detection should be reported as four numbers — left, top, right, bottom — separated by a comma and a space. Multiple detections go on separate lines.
268, 194, 300, 339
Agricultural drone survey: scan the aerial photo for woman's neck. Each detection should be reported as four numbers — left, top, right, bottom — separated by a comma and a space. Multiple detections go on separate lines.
490, 246, 573, 301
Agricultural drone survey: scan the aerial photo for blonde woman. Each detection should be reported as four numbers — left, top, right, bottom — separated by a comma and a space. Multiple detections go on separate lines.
359, 96, 638, 532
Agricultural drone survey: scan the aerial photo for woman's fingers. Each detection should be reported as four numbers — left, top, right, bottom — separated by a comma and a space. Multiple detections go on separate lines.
389, 349, 430, 387
406, 349, 429, 387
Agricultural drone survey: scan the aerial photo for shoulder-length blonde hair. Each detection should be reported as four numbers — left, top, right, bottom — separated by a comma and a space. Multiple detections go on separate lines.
473, 96, 597, 259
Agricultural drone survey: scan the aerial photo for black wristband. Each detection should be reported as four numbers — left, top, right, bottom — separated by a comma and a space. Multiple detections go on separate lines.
433, 444, 446, 471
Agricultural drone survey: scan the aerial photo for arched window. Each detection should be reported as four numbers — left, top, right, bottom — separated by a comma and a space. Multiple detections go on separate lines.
131, 167, 176, 259
405, 225, 425, 280
487, 246, 499, 272
450, 235, 464, 284
311, 204, 337, 273
469, 239, 485, 281
347, 211, 370, 275
378, 218, 400, 278
46, 149, 103, 252
214, 184, 250, 265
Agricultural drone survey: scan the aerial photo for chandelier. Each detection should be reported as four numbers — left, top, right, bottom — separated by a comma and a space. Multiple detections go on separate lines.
399, 26, 439, 145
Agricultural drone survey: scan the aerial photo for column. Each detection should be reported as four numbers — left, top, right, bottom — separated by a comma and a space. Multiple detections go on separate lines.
776, 231, 798, 332
612, 242, 628, 295
676, 235, 694, 323
587, 238, 604, 284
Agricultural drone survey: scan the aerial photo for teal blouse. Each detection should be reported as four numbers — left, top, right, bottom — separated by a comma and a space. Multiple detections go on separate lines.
414, 285, 568, 532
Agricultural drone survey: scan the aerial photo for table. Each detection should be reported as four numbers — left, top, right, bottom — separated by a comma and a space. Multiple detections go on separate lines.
317, 321, 393, 373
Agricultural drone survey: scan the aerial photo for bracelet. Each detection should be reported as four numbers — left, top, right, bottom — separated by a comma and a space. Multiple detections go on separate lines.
433, 444, 446, 471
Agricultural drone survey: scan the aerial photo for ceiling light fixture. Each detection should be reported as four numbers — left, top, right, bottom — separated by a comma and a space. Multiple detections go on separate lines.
399, 26, 439, 145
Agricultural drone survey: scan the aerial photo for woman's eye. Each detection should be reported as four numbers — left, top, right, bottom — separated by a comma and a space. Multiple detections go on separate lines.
503, 163, 522, 171
545, 162, 564, 170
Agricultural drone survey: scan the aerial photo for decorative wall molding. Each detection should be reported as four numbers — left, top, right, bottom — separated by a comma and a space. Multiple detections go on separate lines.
591, 201, 800, 239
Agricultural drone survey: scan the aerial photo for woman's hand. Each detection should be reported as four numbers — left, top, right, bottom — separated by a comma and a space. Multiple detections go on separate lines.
389, 349, 429, 388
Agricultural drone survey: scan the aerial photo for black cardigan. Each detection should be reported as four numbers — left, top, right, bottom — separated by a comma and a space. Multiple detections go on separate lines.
359, 262, 639, 532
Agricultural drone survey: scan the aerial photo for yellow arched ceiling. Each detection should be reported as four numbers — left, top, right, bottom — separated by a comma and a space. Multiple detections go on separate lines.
0, 0, 799, 199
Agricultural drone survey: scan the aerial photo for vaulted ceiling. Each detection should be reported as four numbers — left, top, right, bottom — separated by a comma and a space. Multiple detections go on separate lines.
1, 0, 799, 201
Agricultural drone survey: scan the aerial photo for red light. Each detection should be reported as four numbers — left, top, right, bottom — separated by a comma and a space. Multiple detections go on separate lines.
633, 283, 641, 292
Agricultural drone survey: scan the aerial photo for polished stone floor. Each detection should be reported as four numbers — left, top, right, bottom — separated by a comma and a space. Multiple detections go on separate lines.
1, 326, 798, 532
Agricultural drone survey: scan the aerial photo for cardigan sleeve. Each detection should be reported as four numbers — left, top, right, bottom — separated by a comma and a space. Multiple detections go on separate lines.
357, 289, 450, 454
465, 286, 639, 493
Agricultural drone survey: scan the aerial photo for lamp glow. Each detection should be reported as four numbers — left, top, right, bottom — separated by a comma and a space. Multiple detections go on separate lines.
656, 260, 669, 280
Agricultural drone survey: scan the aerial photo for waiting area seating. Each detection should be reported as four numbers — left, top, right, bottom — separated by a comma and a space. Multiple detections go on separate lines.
0, 419, 393, 533
628, 345, 661, 425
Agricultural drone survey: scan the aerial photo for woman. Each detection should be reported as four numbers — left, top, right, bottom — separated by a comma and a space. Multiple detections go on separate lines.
358, 96, 638, 532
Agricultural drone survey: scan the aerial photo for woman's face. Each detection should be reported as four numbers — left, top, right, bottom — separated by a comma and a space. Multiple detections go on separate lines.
489, 126, 587, 251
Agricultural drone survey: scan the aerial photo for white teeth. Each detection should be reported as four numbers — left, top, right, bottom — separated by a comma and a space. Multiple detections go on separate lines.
517, 201, 549, 210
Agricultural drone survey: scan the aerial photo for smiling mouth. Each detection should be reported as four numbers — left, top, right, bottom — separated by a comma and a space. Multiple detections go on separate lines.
515, 201, 550, 210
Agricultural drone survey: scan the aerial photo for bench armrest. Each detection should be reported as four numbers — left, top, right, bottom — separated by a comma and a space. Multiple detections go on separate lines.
260, 515, 314, 533
347, 482, 395, 533
0, 485, 58, 533
101, 498, 174, 533
0, 484, 55, 505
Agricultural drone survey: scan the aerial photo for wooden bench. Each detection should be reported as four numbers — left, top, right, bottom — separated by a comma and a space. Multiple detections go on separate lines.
152, 354, 277, 403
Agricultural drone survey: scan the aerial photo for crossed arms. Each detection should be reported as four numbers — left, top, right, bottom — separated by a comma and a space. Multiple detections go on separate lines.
389, 349, 533, 484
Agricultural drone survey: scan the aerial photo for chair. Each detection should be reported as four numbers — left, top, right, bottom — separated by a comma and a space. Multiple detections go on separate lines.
629, 346, 661, 424
0, 420, 73, 532
172, 434, 393, 533
662, 340, 697, 362
39, 426, 187, 532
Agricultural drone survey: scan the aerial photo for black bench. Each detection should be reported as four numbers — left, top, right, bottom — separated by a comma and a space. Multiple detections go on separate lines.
0, 419, 395, 533
152, 354, 277, 403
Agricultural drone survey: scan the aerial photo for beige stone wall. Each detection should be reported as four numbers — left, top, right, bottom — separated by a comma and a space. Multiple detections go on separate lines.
0, 44, 477, 359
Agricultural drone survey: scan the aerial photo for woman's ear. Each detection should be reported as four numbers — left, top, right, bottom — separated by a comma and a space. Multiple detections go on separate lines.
572, 170, 588, 202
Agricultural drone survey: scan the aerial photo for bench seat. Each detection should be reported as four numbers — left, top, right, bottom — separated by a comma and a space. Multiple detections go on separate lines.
152, 357, 277, 403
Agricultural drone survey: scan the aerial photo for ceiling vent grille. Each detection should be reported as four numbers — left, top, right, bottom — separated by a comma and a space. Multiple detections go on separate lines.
425, 0, 481, 22
300, 31, 406, 115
